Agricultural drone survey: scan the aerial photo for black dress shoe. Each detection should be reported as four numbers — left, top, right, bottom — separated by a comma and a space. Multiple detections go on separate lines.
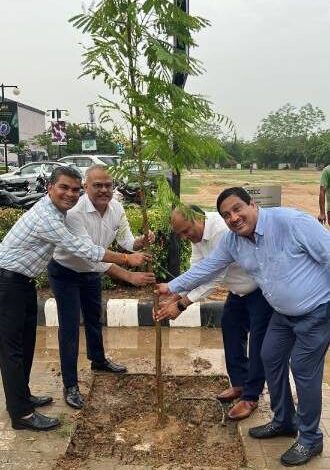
29, 395, 53, 407
91, 358, 127, 373
249, 422, 298, 439
12, 411, 60, 431
280, 440, 323, 466
64, 385, 84, 409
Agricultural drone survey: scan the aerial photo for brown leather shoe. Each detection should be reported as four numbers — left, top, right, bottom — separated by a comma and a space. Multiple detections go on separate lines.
228, 400, 258, 420
217, 386, 243, 402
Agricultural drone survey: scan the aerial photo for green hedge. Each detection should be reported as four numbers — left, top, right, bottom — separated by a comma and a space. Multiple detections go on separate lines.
0, 206, 191, 289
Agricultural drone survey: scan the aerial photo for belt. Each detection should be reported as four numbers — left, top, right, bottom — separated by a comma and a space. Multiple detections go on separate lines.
0, 268, 34, 283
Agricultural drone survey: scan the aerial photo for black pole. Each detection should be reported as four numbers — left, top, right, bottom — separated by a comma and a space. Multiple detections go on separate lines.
4, 141, 8, 173
167, 0, 189, 279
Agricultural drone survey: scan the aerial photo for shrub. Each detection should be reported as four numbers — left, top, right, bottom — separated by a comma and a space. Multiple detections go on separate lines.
123, 205, 191, 281
0, 208, 23, 241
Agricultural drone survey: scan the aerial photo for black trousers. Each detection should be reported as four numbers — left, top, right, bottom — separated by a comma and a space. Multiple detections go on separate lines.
221, 289, 273, 401
48, 260, 105, 388
0, 270, 37, 419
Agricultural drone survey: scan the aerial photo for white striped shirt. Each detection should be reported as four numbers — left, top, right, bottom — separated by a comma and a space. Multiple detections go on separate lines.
0, 195, 105, 278
53, 194, 135, 273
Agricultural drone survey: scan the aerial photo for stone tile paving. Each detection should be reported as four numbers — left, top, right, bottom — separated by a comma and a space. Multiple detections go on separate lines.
0, 327, 93, 470
239, 383, 330, 469
0, 327, 329, 470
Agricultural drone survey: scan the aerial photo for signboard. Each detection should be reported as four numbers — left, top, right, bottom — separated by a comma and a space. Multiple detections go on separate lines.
82, 139, 97, 151
0, 101, 19, 144
51, 121, 67, 146
116, 142, 125, 155
243, 185, 281, 207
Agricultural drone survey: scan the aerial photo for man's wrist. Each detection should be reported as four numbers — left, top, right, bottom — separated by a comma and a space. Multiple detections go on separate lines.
177, 299, 187, 312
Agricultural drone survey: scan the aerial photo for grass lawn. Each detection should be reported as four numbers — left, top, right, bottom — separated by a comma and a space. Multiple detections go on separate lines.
181, 168, 320, 189
180, 168, 321, 216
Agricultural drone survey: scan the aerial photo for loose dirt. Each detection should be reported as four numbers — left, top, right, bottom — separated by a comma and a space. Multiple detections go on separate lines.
55, 375, 244, 470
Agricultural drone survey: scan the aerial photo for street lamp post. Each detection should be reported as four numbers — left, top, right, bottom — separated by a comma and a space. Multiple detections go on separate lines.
47, 108, 69, 159
0, 83, 20, 172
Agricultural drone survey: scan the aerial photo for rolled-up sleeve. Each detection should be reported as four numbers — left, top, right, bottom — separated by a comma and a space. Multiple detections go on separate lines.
37, 215, 105, 262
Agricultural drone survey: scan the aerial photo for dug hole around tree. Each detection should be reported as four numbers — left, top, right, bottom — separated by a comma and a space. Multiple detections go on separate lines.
55, 374, 245, 470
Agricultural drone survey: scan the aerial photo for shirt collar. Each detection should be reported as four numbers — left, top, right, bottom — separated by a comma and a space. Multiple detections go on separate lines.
45, 194, 65, 220
85, 194, 98, 213
84, 193, 111, 217
254, 207, 265, 236
202, 215, 213, 241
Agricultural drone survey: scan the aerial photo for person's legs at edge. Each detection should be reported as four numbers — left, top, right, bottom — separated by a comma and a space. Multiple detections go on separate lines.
219, 292, 249, 401
48, 261, 82, 388
0, 278, 35, 420
289, 302, 330, 447
242, 289, 273, 401
80, 272, 105, 363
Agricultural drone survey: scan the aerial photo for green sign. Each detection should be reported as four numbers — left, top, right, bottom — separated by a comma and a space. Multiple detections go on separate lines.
82, 139, 97, 151
0, 101, 19, 144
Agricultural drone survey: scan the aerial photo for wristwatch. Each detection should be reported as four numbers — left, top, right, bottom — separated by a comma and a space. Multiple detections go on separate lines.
177, 300, 187, 312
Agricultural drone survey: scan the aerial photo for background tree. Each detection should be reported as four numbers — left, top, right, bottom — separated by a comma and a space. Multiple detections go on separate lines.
33, 124, 120, 158
256, 103, 326, 168
71, 0, 226, 424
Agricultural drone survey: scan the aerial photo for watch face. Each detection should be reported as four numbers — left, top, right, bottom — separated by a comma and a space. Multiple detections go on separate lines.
177, 301, 186, 312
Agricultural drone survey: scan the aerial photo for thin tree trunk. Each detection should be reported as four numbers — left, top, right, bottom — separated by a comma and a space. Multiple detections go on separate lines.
126, 0, 165, 426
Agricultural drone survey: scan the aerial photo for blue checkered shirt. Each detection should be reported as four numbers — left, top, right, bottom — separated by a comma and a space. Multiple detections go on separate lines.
0, 195, 105, 278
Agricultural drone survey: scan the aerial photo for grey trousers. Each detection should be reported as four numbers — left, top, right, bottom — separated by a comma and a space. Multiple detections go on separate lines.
261, 301, 330, 447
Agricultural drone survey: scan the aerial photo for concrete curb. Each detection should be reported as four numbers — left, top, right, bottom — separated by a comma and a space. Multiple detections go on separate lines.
39, 297, 225, 327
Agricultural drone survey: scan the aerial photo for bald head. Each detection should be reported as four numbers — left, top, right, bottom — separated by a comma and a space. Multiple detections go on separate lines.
84, 165, 113, 214
85, 164, 110, 182
171, 207, 205, 243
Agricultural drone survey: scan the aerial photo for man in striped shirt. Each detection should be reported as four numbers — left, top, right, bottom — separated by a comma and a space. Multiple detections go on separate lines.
0, 166, 151, 432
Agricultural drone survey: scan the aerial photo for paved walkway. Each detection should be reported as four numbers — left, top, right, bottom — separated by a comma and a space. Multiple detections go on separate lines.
0, 327, 329, 469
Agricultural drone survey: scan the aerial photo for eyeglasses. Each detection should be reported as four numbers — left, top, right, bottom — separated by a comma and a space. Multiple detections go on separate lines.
92, 183, 113, 190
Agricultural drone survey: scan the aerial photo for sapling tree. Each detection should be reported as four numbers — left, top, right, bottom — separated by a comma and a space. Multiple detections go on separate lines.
71, 0, 229, 425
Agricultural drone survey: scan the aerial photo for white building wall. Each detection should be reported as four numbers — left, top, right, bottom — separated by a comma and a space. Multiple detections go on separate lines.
18, 105, 45, 144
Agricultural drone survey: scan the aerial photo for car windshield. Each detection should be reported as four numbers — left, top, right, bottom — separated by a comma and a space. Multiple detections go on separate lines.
98, 157, 119, 166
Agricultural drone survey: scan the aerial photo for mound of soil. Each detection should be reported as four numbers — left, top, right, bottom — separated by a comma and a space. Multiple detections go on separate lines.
56, 375, 244, 469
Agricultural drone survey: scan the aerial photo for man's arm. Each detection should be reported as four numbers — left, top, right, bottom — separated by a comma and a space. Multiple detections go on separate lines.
157, 237, 234, 296
38, 213, 151, 267
154, 294, 192, 321
318, 186, 327, 224
133, 230, 156, 250
292, 212, 330, 266
105, 264, 155, 286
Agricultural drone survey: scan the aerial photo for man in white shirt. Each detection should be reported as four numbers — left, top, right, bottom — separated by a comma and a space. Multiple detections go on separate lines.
48, 165, 155, 409
154, 205, 273, 420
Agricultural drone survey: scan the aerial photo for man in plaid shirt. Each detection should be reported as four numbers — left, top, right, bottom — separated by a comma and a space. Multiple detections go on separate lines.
0, 166, 151, 431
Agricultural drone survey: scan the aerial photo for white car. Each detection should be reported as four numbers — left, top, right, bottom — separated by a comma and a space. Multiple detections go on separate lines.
58, 154, 121, 177
0, 161, 66, 185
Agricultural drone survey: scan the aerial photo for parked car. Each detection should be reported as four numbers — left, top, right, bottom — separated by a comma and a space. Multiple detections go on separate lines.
58, 154, 121, 177
0, 162, 66, 186
118, 160, 170, 179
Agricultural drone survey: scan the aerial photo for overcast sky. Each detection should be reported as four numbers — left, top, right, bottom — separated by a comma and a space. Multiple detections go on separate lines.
1, 0, 329, 139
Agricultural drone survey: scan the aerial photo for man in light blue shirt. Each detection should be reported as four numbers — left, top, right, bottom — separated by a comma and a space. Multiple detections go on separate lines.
157, 187, 330, 467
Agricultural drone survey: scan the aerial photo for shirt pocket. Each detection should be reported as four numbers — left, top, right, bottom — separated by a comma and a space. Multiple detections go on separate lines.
101, 225, 119, 246
266, 252, 291, 281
